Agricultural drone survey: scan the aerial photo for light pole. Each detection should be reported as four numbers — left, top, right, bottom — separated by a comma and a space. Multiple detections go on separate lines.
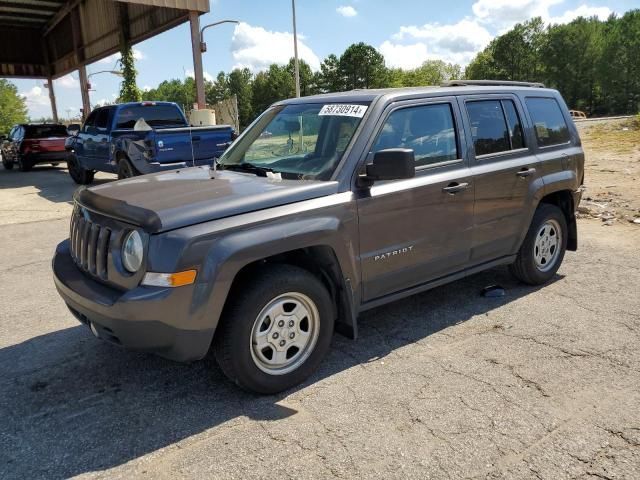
191, 18, 240, 110
292, 0, 300, 98
200, 19, 240, 53
86, 70, 123, 108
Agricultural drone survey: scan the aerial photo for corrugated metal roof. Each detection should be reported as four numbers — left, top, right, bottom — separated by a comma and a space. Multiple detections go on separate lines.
0, 0, 210, 79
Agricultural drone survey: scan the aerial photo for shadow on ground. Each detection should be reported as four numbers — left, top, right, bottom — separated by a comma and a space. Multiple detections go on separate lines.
0, 266, 561, 479
0, 165, 112, 205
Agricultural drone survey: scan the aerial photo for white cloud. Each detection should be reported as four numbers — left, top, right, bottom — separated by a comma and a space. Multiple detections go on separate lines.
472, 0, 612, 30
472, 0, 562, 29
18, 86, 51, 119
98, 48, 145, 65
379, 42, 429, 69
548, 5, 612, 24
388, 19, 493, 66
185, 69, 214, 83
56, 74, 79, 88
230, 22, 321, 72
336, 5, 357, 17
142, 85, 151, 92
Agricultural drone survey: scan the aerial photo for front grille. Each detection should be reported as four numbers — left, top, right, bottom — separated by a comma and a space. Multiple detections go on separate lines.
69, 210, 112, 280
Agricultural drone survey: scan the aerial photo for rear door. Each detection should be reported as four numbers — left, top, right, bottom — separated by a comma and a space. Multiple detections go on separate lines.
458, 94, 542, 263
357, 97, 475, 301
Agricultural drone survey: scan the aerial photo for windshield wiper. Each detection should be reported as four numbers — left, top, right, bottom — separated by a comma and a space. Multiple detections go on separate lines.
220, 162, 278, 176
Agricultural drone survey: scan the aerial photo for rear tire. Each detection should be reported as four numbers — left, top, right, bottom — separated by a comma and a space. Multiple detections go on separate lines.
213, 264, 335, 394
17, 155, 32, 172
510, 204, 567, 285
117, 158, 137, 179
67, 154, 95, 185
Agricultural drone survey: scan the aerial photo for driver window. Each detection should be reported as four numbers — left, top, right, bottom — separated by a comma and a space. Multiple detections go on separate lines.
83, 110, 98, 132
372, 103, 458, 167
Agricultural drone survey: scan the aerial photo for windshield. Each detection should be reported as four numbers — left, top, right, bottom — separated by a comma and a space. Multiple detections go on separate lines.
115, 105, 186, 129
218, 102, 369, 180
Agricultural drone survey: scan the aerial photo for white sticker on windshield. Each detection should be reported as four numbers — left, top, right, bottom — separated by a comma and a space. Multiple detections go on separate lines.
319, 104, 368, 118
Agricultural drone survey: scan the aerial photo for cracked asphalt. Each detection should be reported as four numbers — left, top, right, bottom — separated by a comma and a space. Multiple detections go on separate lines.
1, 163, 639, 479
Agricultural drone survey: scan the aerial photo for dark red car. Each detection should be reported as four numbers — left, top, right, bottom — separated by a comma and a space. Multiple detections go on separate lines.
1, 123, 69, 171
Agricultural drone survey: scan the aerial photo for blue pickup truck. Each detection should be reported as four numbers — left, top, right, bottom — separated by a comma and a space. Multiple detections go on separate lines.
65, 101, 235, 184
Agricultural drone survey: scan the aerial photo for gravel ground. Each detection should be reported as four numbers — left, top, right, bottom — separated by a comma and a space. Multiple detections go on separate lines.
0, 160, 639, 479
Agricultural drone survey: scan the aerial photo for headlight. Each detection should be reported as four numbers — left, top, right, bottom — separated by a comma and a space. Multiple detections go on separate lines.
122, 230, 143, 273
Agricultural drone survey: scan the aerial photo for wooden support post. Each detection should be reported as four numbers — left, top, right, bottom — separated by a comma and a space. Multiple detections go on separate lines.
78, 65, 91, 120
47, 77, 58, 123
189, 11, 206, 110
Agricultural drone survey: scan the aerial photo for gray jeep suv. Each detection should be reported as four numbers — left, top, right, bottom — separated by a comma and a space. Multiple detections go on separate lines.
53, 81, 584, 393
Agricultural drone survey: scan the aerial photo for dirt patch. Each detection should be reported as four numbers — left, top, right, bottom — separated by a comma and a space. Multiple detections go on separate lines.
577, 117, 640, 226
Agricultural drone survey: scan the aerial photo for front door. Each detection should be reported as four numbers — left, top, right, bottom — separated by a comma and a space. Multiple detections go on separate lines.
458, 95, 542, 263
357, 98, 474, 302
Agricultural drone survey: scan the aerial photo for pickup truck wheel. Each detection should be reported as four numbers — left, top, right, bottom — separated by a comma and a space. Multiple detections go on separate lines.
67, 154, 95, 185
213, 264, 334, 394
510, 204, 567, 285
17, 155, 32, 172
117, 158, 137, 179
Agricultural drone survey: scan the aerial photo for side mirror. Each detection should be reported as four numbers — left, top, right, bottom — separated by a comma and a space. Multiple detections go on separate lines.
364, 148, 415, 183
67, 124, 81, 136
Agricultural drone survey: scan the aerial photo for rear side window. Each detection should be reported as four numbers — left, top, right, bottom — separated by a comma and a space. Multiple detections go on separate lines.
466, 99, 526, 156
526, 97, 570, 147
372, 103, 458, 167
115, 105, 185, 129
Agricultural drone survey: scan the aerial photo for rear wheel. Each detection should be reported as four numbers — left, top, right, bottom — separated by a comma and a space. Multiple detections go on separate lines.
213, 264, 334, 394
67, 154, 94, 185
510, 204, 567, 285
17, 155, 32, 172
117, 158, 137, 179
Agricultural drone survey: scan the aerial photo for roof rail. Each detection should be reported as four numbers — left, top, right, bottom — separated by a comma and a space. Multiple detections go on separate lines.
442, 80, 546, 88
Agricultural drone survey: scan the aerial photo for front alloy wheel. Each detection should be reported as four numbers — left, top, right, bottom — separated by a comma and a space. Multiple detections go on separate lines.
250, 292, 321, 375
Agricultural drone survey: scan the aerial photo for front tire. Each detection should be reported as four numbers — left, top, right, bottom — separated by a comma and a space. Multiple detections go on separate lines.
213, 265, 335, 394
510, 204, 568, 285
1, 155, 14, 170
67, 154, 95, 185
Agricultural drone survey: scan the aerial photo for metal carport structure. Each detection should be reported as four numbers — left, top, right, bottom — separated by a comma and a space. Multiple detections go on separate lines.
0, 0, 210, 121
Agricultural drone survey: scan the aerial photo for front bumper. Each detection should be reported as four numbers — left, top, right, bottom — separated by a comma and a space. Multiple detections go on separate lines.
52, 240, 213, 362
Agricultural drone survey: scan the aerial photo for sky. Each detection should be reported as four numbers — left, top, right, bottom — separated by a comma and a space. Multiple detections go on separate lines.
10, 0, 638, 120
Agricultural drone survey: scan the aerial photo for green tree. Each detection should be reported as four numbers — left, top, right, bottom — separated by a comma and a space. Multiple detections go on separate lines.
0, 79, 28, 135
118, 45, 141, 102
227, 68, 254, 129
317, 54, 343, 93
339, 42, 387, 90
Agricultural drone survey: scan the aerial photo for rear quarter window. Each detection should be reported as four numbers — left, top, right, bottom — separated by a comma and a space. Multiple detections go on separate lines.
525, 97, 570, 147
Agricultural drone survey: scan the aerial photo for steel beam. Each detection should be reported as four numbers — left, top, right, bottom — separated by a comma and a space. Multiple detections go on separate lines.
189, 10, 205, 110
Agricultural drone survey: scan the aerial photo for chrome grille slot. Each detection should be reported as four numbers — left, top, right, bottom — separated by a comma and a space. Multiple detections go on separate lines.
69, 210, 113, 281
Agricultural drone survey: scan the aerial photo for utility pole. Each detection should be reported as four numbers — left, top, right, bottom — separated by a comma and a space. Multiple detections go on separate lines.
189, 11, 206, 109
292, 0, 300, 98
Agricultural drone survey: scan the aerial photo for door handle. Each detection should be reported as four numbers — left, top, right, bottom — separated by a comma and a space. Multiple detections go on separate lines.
192, 135, 201, 141
442, 182, 470, 194
516, 167, 536, 178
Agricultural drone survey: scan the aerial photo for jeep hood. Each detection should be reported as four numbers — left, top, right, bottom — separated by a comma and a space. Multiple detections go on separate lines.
76, 167, 340, 232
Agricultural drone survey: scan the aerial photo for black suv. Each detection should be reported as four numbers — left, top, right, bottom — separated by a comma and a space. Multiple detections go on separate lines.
53, 81, 584, 393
